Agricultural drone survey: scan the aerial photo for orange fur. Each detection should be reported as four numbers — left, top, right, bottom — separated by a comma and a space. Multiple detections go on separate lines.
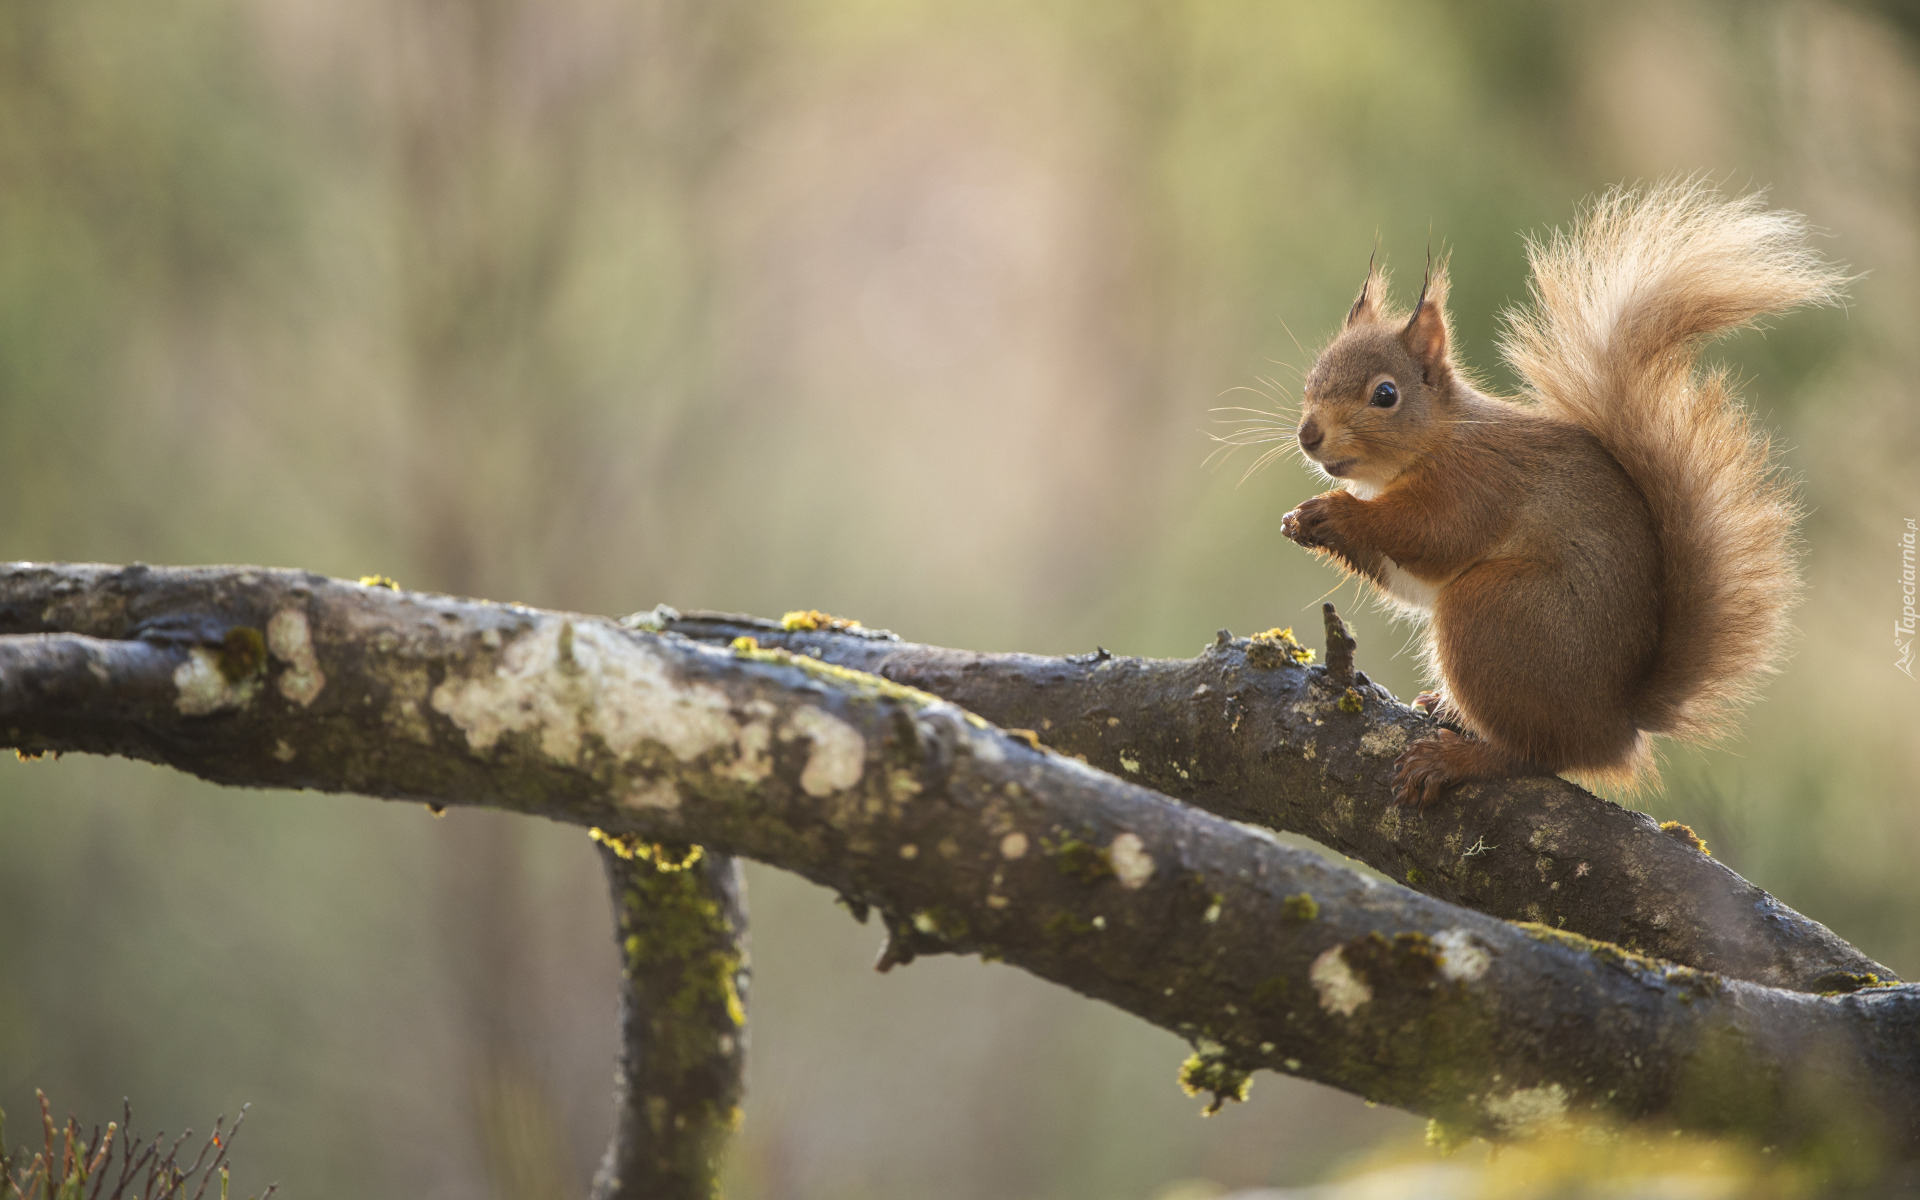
1281, 182, 1846, 804
1501, 181, 1841, 744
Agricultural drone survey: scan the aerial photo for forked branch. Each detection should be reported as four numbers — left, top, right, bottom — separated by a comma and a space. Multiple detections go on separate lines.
657, 606, 1892, 993
1, 563, 1915, 1168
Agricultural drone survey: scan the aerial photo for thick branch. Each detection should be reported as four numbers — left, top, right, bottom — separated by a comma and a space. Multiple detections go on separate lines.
1, 563, 1915, 1157
655, 609, 1893, 993
592, 841, 747, 1200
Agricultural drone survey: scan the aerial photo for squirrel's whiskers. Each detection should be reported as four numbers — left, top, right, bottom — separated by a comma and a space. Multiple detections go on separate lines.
1204, 387, 1308, 484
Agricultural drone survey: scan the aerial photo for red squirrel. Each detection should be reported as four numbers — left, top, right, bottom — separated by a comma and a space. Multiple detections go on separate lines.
1280, 182, 1846, 806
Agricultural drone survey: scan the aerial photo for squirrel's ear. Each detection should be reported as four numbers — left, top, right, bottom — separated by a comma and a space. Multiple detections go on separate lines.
1345, 255, 1386, 328
1400, 263, 1452, 387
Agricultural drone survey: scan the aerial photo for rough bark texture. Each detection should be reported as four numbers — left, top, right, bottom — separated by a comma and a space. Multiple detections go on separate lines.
592, 840, 748, 1200
658, 608, 1894, 993
2, 563, 1917, 1164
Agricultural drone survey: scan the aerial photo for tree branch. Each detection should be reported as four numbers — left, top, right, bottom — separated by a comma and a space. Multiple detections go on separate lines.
654, 607, 1894, 993
591, 839, 747, 1200
1, 563, 1915, 1160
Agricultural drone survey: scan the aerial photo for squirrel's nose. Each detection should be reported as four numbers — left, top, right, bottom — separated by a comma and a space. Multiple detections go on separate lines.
1297, 418, 1324, 454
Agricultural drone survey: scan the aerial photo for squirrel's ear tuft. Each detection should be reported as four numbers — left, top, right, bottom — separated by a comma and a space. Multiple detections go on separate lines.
1345, 254, 1387, 328
1400, 262, 1452, 387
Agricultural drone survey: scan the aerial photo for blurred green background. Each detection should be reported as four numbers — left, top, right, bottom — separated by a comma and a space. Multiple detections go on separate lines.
3, 0, 1917, 1195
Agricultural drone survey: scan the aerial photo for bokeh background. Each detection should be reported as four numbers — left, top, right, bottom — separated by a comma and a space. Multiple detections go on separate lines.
3, 1, 1918, 1196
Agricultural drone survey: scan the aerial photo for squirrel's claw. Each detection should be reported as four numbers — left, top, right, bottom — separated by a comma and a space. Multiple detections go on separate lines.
1281, 495, 1334, 549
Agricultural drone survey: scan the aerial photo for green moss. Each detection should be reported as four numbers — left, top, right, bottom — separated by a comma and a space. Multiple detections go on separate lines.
1338, 687, 1365, 714
1426, 1116, 1474, 1155
596, 829, 745, 1048
1250, 975, 1292, 1013
1515, 921, 1666, 976
1295, 965, 1515, 1132
1665, 964, 1728, 1001
216, 626, 267, 683
1044, 910, 1097, 939
1047, 835, 1115, 883
1179, 1044, 1254, 1115
1671, 1018, 1775, 1132
1659, 820, 1711, 856
1246, 626, 1315, 668
729, 636, 942, 708
1281, 892, 1319, 924
915, 904, 971, 941
1341, 931, 1441, 990
610, 846, 747, 1041
1405, 866, 1426, 886
1813, 970, 1899, 996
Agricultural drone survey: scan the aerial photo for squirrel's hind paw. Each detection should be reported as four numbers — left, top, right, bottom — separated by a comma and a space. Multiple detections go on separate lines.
1393, 733, 1461, 807
1392, 729, 1537, 807
1411, 690, 1468, 732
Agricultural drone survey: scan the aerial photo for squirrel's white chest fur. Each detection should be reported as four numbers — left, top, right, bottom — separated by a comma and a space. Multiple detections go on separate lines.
1376, 556, 1440, 612
1334, 479, 1445, 611
1339, 481, 1441, 612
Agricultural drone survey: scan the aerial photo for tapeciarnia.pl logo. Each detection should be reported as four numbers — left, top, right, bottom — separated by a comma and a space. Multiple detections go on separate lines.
1899, 517, 1917, 680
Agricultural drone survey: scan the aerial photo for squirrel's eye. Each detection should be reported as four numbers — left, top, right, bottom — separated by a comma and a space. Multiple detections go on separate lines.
1369, 381, 1399, 408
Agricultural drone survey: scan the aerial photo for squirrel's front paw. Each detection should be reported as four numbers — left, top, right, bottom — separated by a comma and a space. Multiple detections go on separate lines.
1281, 495, 1336, 549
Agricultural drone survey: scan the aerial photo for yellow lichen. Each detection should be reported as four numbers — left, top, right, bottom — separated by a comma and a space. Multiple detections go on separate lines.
591, 827, 706, 871
358, 574, 402, 590
1813, 970, 1900, 995
731, 636, 942, 708
1427, 1116, 1475, 1155
782, 609, 862, 632
1659, 820, 1711, 856
1178, 1044, 1254, 1115
1515, 921, 1666, 975
1247, 626, 1316, 668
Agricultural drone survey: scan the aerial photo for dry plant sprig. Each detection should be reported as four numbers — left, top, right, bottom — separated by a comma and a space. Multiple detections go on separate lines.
0, 1092, 276, 1200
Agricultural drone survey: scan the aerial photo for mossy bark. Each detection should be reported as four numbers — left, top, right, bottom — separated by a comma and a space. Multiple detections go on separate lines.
659, 609, 1893, 993
3, 563, 1918, 1163
592, 838, 747, 1200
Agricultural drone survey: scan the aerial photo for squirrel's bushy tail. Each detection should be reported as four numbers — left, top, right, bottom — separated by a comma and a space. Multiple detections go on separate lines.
1501, 180, 1846, 745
